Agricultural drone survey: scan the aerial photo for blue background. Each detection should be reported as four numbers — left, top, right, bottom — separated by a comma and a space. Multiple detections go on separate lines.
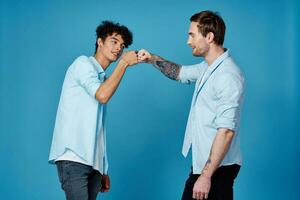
1, 0, 299, 199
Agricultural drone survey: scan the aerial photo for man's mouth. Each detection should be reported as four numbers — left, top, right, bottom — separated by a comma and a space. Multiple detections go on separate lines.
111, 52, 120, 57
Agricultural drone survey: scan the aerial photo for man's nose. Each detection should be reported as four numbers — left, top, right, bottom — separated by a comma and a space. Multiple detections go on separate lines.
116, 45, 121, 51
187, 37, 191, 45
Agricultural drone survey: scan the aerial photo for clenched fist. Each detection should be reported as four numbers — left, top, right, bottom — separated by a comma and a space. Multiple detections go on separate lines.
137, 49, 152, 63
121, 51, 138, 66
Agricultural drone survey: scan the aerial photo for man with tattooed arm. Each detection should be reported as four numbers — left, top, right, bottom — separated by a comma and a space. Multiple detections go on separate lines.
138, 10, 244, 200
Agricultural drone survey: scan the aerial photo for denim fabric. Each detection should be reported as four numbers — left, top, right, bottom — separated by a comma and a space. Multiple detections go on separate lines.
56, 161, 102, 200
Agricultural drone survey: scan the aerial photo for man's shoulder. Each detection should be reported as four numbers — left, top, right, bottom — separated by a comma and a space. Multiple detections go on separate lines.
68, 55, 93, 72
73, 55, 91, 66
212, 57, 244, 87
218, 57, 243, 78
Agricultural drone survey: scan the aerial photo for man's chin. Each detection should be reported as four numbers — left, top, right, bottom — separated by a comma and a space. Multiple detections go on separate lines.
192, 51, 202, 57
109, 56, 119, 62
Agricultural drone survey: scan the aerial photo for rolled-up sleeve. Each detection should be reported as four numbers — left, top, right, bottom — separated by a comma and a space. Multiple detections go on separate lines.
178, 62, 207, 84
214, 73, 244, 132
72, 58, 103, 98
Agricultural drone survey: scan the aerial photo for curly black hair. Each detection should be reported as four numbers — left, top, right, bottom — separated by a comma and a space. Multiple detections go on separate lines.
95, 21, 133, 53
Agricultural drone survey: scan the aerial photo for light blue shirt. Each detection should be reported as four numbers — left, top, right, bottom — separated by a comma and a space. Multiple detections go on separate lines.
49, 55, 108, 174
179, 50, 244, 174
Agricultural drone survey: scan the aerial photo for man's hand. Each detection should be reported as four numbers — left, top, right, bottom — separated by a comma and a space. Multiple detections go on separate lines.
100, 174, 110, 193
121, 51, 138, 66
192, 174, 211, 200
137, 49, 181, 80
137, 49, 152, 63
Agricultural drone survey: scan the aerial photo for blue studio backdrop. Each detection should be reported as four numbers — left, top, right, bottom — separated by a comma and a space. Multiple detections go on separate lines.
1, 0, 299, 199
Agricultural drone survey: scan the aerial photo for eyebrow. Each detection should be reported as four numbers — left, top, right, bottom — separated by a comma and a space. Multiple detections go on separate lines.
110, 36, 120, 41
110, 36, 125, 46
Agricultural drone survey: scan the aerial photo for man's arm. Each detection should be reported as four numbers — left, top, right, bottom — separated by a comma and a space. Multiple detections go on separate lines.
138, 49, 181, 80
193, 128, 234, 200
96, 51, 137, 104
202, 128, 234, 177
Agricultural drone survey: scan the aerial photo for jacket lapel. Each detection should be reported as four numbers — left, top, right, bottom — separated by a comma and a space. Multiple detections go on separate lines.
195, 51, 230, 96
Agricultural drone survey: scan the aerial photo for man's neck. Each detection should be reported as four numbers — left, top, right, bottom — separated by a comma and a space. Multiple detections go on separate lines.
205, 46, 225, 66
94, 52, 111, 70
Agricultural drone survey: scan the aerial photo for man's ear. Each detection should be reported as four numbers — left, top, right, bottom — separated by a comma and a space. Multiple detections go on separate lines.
206, 32, 215, 44
97, 38, 104, 48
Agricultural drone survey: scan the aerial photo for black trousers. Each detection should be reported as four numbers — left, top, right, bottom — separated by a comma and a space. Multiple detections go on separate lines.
181, 164, 240, 200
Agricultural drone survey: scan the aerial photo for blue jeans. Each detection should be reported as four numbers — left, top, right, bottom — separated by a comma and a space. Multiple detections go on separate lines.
56, 161, 102, 200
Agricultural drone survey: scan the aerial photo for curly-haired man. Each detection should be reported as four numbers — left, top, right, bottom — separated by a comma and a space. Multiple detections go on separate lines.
49, 21, 138, 200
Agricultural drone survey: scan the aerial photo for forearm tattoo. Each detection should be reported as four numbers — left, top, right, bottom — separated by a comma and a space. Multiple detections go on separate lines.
202, 150, 212, 174
151, 55, 181, 80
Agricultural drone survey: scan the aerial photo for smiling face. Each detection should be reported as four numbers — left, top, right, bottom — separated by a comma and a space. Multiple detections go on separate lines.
97, 33, 125, 62
186, 21, 210, 57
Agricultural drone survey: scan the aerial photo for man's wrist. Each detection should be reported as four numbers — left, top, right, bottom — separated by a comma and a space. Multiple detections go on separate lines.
119, 59, 129, 68
201, 166, 214, 178
148, 54, 156, 64
201, 172, 212, 179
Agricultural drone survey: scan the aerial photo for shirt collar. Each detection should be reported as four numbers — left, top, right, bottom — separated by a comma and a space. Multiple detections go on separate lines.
205, 49, 230, 72
89, 56, 105, 74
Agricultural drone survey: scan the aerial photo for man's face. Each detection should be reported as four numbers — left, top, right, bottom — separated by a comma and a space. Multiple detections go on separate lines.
187, 22, 209, 57
98, 33, 125, 62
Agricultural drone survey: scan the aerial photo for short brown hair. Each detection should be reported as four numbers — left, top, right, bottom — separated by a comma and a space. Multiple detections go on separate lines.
190, 10, 226, 46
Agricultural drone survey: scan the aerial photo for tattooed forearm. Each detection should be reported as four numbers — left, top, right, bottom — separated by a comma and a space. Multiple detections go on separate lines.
202, 150, 212, 175
201, 129, 234, 177
150, 55, 181, 80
